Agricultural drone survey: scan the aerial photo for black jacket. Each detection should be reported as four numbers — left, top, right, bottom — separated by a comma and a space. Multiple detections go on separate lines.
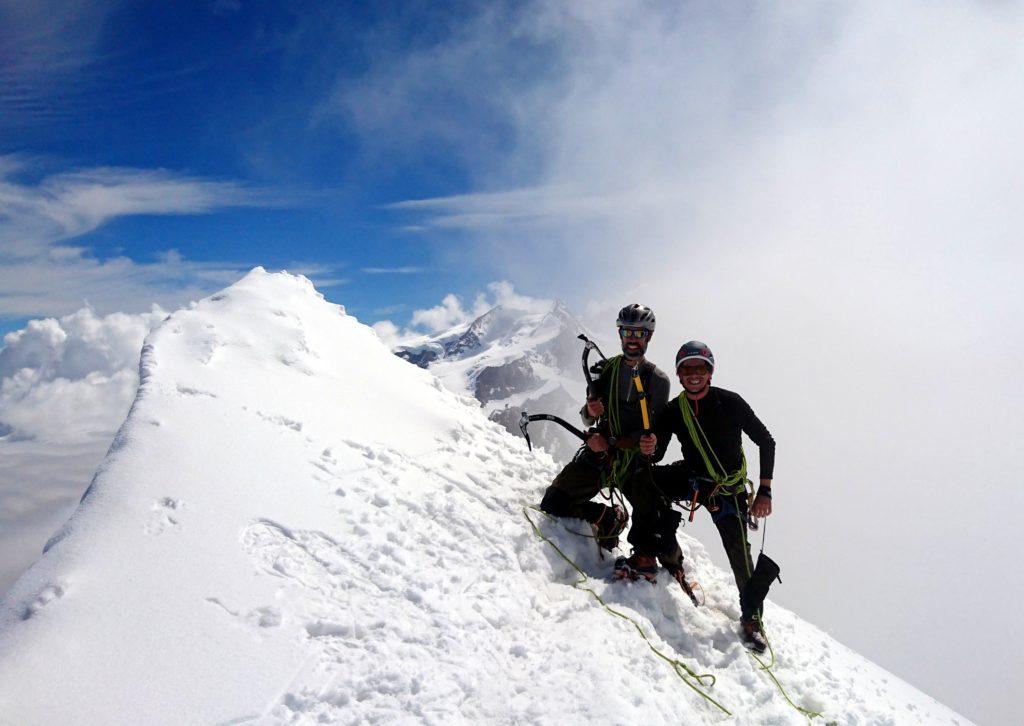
652, 387, 775, 480
581, 356, 670, 443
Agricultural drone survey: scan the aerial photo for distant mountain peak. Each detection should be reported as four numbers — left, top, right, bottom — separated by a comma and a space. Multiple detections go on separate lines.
392, 301, 602, 461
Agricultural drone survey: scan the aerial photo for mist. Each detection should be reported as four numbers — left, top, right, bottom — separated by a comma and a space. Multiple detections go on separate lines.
374, 2, 1024, 722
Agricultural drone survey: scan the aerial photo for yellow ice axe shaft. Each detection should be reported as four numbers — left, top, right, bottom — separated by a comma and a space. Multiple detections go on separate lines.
631, 366, 650, 434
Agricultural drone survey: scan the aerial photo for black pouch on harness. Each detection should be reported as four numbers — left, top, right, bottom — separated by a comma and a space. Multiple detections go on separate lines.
740, 553, 782, 619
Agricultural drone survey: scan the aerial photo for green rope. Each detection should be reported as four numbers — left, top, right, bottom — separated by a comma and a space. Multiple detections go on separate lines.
730, 492, 824, 721
523, 506, 731, 717
678, 395, 746, 493
600, 354, 638, 499
605, 355, 624, 438
750, 633, 823, 721
606, 352, 638, 487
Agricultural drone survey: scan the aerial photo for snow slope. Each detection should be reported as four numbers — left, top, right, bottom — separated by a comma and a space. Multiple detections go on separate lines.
395, 301, 593, 462
0, 269, 969, 725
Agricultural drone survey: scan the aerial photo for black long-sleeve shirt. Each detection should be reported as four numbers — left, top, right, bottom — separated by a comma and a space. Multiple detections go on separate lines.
652, 387, 775, 480
581, 356, 670, 443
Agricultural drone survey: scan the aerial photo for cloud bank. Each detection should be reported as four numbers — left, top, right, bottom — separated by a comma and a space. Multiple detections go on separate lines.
0, 306, 166, 441
0, 306, 165, 593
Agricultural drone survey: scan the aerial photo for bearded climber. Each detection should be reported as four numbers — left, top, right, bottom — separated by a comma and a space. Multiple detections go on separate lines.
538, 304, 670, 553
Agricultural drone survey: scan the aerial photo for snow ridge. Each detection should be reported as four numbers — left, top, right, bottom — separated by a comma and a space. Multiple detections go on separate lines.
0, 269, 970, 725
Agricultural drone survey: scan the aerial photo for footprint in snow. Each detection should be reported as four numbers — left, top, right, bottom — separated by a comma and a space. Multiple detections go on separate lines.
144, 497, 184, 535
249, 606, 282, 628
21, 583, 67, 620
176, 384, 217, 398
194, 337, 225, 365
241, 520, 355, 595
257, 411, 303, 432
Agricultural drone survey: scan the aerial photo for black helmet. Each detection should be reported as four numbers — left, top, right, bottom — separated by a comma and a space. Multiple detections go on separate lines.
616, 303, 656, 332
676, 340, 714, 370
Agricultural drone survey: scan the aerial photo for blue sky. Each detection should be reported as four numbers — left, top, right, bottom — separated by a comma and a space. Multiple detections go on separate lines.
0, 0, 553, 332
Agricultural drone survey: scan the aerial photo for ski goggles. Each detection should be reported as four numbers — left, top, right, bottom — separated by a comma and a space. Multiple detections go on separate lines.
618, 327, 650, 339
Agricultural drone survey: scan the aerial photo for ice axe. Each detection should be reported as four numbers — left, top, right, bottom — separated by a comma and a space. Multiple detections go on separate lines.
517, 335, 612, 452
577, 333, 608, 397
519, 411, 589, 451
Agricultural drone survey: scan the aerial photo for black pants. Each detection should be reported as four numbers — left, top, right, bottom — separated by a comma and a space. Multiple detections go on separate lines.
539, 450, 644, 530
633, 463, 756, 616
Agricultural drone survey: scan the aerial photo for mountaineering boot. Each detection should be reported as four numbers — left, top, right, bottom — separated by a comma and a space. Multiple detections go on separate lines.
613, 554, 659, 583
741, 618, 768, 654
592, 504, 628, 551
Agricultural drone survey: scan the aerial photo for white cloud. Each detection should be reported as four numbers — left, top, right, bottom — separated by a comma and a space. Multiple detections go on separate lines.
0, 162, 269, 258
370, 320, 402, 348
0, 249, 241, 319
0, 305, 165, 593
384, 2, 1024, 285
387, 184, 635, 229
0, 159, 321, 318
377, 281, 553, 345
0, 306, 165, 442
361, 266, 425, 274
406, 281, 552, 335
409, 293, 483, 334
484, 280, 551, 315
317, 3, 543, 168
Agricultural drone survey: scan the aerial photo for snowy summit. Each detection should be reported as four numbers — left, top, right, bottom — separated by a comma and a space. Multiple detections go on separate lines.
0, 270, 970, 724
395, 298, 591, 462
